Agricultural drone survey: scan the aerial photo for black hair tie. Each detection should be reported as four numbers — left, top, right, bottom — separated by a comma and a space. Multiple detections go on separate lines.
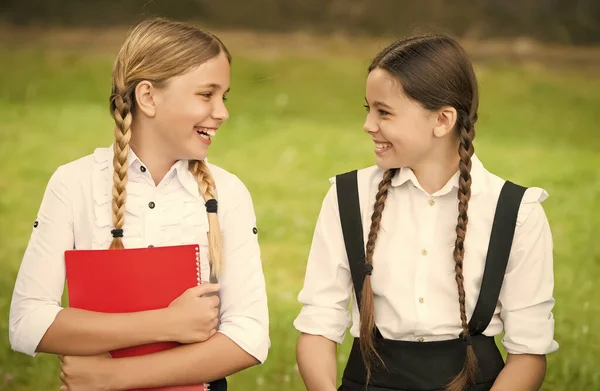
462, 333, 473, 346
364, 263, 373, 276
111, 228, 124, 238
205, 199, 218, 213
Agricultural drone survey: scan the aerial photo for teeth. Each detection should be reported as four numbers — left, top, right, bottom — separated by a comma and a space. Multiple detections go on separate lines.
375, 142, 391, 149
199, 133, 210, 140
195, 127, 216, 137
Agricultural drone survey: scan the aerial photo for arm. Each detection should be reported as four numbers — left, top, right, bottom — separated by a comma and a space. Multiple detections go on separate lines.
109, 333, 256, 389
297, 333, 338, 391
293, 183, 353, 390
494, 190, 558, 390
491, 354, 546, 391
9, 167, 176, 356
101, 177, 269, 387
38, 308, 173, 356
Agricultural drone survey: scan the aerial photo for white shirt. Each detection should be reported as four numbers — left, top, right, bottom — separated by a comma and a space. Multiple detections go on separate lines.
294, 155, 558, 355
9, 147, 270, 363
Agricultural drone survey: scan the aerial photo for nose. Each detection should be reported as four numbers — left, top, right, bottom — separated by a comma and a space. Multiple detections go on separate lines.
212, 99, 229, 122
363, 113, 378, 134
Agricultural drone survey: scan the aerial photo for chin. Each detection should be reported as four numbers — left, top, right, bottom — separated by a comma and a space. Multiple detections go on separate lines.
186, 147, 208, 162
374, 156, 399, 170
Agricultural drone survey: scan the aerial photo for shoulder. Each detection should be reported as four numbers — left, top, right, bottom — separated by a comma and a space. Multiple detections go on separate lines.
480, 167, 549, 228
206, 162, 253, 204
319, 165, 384, 214
47, 148, 107, 190
328, 165, 384, 187
329, 166, 384, 186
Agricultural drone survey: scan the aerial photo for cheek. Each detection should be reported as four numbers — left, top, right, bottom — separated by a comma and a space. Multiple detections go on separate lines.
194, 102, 213, 118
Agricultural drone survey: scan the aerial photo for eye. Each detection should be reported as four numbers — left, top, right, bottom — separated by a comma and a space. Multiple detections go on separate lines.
197, 92, 213, 99
379, 109, 390, 116
364, 104, 370, 113
223, 95, 228, 102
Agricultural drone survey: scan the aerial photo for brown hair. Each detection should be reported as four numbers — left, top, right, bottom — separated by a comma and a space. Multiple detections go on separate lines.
361, 35, 478, 390
108, 17, 231, 277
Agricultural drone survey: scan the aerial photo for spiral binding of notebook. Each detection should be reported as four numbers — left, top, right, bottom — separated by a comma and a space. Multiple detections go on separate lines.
195, 245, 211, 391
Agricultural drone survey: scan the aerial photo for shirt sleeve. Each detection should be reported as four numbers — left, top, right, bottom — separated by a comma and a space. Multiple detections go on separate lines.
293, 183, 353, 344
9, 166, 74, 356
499, 187, 559, 355
216, 177, 270, 363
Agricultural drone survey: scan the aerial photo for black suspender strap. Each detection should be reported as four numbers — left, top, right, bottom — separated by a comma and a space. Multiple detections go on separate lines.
335, 171, 527, 336
335, 170, 368, 310
468, 181, 527, 335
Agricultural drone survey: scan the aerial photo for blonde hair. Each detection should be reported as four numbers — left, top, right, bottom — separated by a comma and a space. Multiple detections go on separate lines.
108, 17, 231, 278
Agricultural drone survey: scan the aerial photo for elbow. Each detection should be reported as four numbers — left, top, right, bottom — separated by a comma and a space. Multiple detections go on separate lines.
241, 352, 261, 370
8, 302, 63, 357
8, 311, 31, 356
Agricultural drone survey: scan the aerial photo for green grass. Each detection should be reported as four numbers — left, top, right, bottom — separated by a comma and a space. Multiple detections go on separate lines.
0, 39, 599, 391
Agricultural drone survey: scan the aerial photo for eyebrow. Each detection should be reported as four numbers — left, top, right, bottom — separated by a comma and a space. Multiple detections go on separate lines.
364, 97, 393, 110
198, 83, 230, 93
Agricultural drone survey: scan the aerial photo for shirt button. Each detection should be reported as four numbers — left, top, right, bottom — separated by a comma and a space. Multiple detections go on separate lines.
417, 337, 425, 342
148, 201, 155, 209
140, 166, 147, 173
422, 249, 428, 256
429, 199, 435, 206
419, 297, 424, 304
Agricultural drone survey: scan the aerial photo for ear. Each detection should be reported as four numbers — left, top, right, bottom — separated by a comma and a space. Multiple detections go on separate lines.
433, 106, 457, 138
135, 81, 156, 118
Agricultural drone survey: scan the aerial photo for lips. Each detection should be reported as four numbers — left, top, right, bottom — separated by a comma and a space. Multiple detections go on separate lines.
195, 126, 217, 145
373, 140, 392, 154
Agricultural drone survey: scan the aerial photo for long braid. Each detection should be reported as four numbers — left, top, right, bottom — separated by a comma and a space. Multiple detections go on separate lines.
360, 168, 398, 384
108, 81, 133, 250
445, 112, 477, 391
190, 160, 223, 278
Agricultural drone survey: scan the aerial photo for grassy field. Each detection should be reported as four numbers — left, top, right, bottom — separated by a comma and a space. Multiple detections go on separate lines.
0, 31, 599, 391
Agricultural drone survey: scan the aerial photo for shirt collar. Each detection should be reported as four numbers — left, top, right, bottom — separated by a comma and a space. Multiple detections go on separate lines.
391, 154, 484, 196
110, 144, 203, 200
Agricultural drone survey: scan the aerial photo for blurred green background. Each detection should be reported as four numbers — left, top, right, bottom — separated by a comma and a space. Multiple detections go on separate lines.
1, 1, 599, 390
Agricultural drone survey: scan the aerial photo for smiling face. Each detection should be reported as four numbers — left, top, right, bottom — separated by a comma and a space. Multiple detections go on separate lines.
363, 68, 439, 170
147, 52, 231, 161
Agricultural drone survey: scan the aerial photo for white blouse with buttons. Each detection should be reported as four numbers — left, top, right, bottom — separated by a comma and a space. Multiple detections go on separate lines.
9, 147, 270, 362
294, 155, 558, 356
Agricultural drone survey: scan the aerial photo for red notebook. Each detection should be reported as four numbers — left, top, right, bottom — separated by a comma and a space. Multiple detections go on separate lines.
64, 244, 209, 391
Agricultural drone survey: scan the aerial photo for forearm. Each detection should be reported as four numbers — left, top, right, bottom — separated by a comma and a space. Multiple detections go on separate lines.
38, 307, 170, 355
491, 354, 546, 391
297, 333, 338, 391
111, 332, 259, 390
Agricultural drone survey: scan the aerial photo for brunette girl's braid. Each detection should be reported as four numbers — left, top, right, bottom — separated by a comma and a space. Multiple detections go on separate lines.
368, 34, 481, 390
445, 110, 477, 391
360, 168, 398, 384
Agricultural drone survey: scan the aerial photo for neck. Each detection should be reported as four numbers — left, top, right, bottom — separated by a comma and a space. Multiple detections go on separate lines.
129, 124, 177, 186
411, 141, 460, 195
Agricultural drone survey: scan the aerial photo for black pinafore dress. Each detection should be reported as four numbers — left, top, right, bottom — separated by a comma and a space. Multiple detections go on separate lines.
334, 170, 526, 391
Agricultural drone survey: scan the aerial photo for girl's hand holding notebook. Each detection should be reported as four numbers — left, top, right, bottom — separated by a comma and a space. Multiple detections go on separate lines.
165, 283, 221, 344
58, 352, 114, 391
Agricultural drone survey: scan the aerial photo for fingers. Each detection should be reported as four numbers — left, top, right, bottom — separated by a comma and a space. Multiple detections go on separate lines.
60, 371, 67, 384
210, 317, 219, 329
58, 355, 64, 363
60, 386, 68, 391
207, 295, 220, 308
186, 283, 220, 297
